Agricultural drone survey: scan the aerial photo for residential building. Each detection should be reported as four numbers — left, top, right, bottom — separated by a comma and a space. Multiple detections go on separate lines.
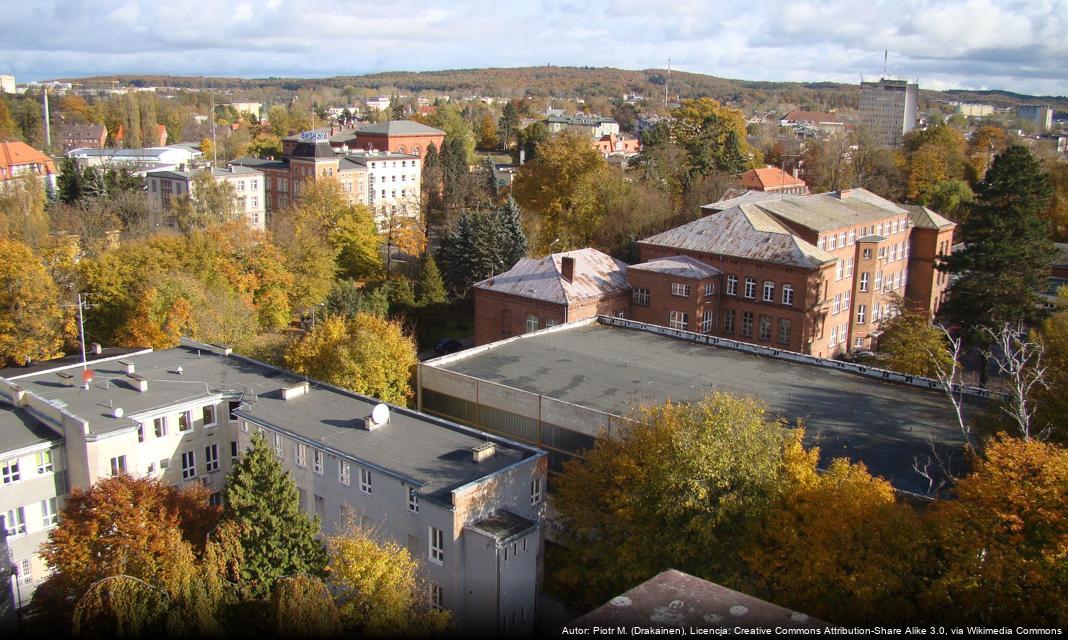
66, 145, 202, 172
545, 114, 619, 139
472, 249, 630, 346
348, 150, 421, 226
145, 164, 267, 230
780, 110, 846, 133
0, 339, 546, 634
859, 78, 919, 147
365, 96, 392, 112
419, 316, 992, 491
1017, 105, 1053, 132
735, 166, 809, 195
0, 76, 14, 94
224, 102, 263, 120
953, 102, 995, 118
904, 205, 957, 318
56, 123, 108, 152
593, 133, 641, 158
0, 141, 57, 191
573, 570, 823, 631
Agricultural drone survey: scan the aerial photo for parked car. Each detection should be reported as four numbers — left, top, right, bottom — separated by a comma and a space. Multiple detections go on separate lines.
433, 338, 464, 355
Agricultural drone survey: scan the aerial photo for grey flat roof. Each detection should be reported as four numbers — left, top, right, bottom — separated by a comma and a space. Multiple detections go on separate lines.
0, 405, 61, 454
355, 121, 444, 136
437, 323, 975, 494
12, 346, 538, 499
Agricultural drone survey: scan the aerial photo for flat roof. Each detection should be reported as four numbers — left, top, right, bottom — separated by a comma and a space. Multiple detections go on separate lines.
435, 322, 976, 494
0, 405, 61, 454
10, 346, 540, 500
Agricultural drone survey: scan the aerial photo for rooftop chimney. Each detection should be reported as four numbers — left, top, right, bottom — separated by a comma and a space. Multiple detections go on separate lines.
118, 360, 135, 374
129, 373, 149, 393
90, 342, 102, 355
560, 255, 575, 283
472, 442, 496, 463
56, 371, 75, 387
282, 381, 310, 401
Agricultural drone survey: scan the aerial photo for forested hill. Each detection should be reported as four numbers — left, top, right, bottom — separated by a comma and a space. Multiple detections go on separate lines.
57, 66, 1068, 111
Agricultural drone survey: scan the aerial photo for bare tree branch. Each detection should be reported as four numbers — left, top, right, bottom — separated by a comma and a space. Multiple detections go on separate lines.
984, 323, 1051, 441
927, 324, 974, 450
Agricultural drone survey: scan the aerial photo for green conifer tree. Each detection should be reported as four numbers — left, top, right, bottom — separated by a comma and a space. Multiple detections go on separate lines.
417, 253, 448, 306
497, 196, 528, 269
223, 432, 328, 599
57, 156, 83, 204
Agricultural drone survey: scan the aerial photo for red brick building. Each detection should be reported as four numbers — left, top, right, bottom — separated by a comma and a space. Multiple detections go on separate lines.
472, 249, 630, 345
348, 121, 445, 161
56, 123, 107, 152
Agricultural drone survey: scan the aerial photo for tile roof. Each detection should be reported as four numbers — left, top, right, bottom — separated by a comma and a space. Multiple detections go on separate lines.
629, 256, 721, 278
473, 249, 630, 305
739, 166, 807, 191
57, 123, 107, 139
641, 204, 834, 269
0, 141, 56, 176
354, 121, 445, 136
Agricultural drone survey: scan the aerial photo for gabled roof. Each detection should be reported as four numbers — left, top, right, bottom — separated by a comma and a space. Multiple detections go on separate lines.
473, 248, 630, 305
704, 189, 783, 213
57, 123, 107, 138
629, 256, 721, 279
751, 189, 908, 232
641, 204, 834, 269
355, 120, 444, 136
905, 204, 956, 230
739, 166, 807, 191
0, 141, 56, 175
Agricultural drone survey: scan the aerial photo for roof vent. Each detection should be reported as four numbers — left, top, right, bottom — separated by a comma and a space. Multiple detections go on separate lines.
90, 342, 102, 355
129, 373, 149, 393
472, 441, 496, 463
56, 371, 75, 386
282, 381, 310, 401
112, 407, 124, 418
118, 360, 135, 374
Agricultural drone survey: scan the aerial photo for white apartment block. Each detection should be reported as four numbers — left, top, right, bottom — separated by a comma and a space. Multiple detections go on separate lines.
859, 79, 918, 148
145, 165, 267, 230
0, 76, 14, 94
0, 340, 545, 634
346, 150, 421, 230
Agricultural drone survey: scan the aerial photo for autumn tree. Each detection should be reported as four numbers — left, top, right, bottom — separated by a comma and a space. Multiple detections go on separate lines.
327, 518, 451, 636
553, 392, 801, 609
875, 297, 954, 377
922, 435, 1068, 626
512, 130, 609, 253
0, 238, 65, 366
325, 280, 390, 319
941, 146, 1055, 384
1046, 161, 1068, 241
170, 170, 238, 232
511, 120, 549, 165
1036, 287, 1068, 443
222, 431, 328, 599
284, 313, 417, 404
0, 174, 50, 248
270, 575, 342, 638
669, 97, 760, 176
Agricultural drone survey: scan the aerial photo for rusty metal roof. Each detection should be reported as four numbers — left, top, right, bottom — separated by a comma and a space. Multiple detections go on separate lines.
641, 204, 834, 269
629, 256, 721, 279
754, 189, 908, 232
473, 248, 630, 305
905, 204, 956, 230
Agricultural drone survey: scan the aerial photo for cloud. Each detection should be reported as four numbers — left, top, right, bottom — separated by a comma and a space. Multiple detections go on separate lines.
0, 0, 1063, 96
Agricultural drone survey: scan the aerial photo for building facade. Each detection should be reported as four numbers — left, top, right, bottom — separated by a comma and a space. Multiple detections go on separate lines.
859, 79, 918, 147
145, 164, 267, 230
1017, 105, 1053, 132
349, 121, 445, 162
56, 123, 108, 152
0, 340, 546, 634
0, 141, 56, 191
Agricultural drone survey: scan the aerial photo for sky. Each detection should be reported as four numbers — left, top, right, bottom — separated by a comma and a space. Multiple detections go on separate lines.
2, 0, 1066, 96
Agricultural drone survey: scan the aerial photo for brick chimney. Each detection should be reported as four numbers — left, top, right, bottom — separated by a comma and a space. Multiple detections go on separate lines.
560, 255, 575, 283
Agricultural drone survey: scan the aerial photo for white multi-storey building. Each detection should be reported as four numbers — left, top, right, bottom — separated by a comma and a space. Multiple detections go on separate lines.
859, 78, 918, 148
145, 164, 267, 230
0, 339, 546, 634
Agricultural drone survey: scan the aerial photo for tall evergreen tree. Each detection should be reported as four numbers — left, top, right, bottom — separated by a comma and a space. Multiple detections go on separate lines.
417, 252, 448, 306
497, 196, 528, 268
941, 145, 1055, 384
436, 202, 528, 297
223, 432, 328, 598
57, 156, 83, 204
80, 167, 107, 199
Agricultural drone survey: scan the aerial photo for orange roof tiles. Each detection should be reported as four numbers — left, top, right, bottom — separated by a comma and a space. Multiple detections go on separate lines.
0, 140, 56, 180
739, 166, 806, 191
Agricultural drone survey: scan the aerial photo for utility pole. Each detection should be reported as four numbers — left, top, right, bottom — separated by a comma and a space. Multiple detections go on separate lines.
42, 87, 51, 150
665, 58, 671, 107
210, 81, 218, 167
77, 293, 89, 369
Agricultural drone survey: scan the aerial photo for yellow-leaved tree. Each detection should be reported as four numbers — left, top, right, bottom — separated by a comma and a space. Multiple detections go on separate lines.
0, 238, 66, 366
284, 313, 417, 405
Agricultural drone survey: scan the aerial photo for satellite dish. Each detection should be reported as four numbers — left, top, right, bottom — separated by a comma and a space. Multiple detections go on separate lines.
371, 403, 390, 425
112, 407, 124, 418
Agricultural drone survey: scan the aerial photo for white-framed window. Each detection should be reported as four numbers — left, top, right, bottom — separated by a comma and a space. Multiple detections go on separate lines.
701, 309, 714, 333
671, 282, 691, 297
137, 423, 144, 443
339, 460, 351, 486
205, 444, 219, 473
148, 462, 156, 474
857, 305, 867, 324
743, 277, 756, 299
833, 294, 842, 315
848, 230, 856, 245
4, 508, 25, 538
855, 337, 865, 348
778, 319, 791, 344
840, 323, 848, 345
862, 248, 872, 260
668, 311, 688, 331
843, 291, 851, 312
17, 558, 31, 587
838, 232, 846, 247
36, 450, 53, 474
762, 281, 774, 302
859, 272, 869, 292
782, 284, 794, 306
408, 487, 419, 513
154, 416, 167, 437
429, 526, 445, 564
181, 451, 196, 479
817, 237, 825, 251
3, 459, 21, 485
835, 260, 844, 281
726, 275, 738, 296
827, 234, 837, 251
296, 443, 307, 468
178, 410, 192, 432
431, 584, 444, 610
203, 405, 217, 427
531, 478, 543, 505
360, 468, 372, 495
209, 492, 223, 506
273, 433, 283, 458
160, 458, 169, 470
110, 456, 127, 476
313, 450, 324, 476
829, 325, 838, 349
632, 288, 650, 306
723, 309, 735, 333
41, 497, 58, 527
704, 282, 715, 297
875, 271, 883, 291
525, 315, 538, 333
845, 258, 854, 277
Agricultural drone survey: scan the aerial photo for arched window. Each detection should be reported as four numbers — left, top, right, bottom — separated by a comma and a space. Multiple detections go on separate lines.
398, 145, 407, 154
412, 145, 420, 156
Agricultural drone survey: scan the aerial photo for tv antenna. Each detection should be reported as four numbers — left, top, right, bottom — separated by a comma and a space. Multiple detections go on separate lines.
883, 50, 888, 78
